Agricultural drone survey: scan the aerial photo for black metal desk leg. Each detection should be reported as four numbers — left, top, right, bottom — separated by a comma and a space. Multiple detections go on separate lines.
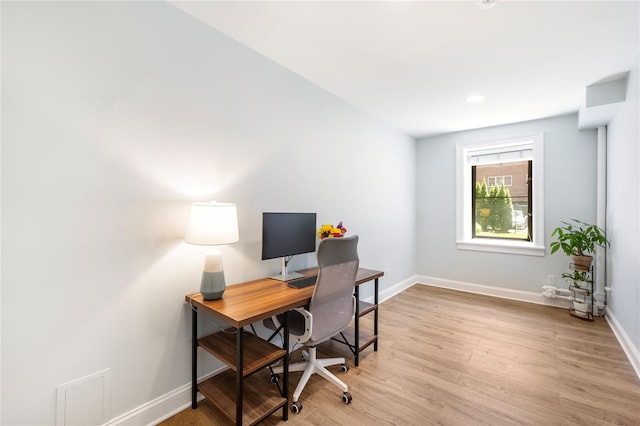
282, 311, 289, 421
236, 329, 244, 424
374, 277, 379, 351
354, 286, 360, 367
191, 308, 198, 409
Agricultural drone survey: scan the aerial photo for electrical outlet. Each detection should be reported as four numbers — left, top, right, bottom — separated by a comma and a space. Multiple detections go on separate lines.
546, 274, 556, 285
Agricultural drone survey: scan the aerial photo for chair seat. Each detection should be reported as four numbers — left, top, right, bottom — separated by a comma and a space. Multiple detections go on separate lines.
263, 310, 307, 336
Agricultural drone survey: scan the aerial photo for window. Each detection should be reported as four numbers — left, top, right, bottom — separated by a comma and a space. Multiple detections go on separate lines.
456, 133, 545, 256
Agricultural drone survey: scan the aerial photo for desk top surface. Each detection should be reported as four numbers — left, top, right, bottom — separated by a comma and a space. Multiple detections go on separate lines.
185, 267, 383, 328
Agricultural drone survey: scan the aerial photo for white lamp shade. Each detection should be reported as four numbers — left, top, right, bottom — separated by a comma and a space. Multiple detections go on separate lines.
185, 201, 239, 245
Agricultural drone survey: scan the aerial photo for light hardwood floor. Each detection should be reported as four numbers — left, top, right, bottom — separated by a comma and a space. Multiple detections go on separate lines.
159, 285, 640, 425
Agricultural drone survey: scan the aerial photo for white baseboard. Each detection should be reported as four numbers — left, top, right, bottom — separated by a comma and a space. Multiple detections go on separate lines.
103, 368, 222, 426
374, 275, 416, 304
415, 275, 572, 309
605, 309, 640, 380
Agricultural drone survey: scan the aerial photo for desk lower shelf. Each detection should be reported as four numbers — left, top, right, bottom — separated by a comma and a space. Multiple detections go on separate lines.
358, 300, 377, 316
198, 330, 286, 375
330, 299, 378, 365
197, 330, 287, 425
333, 325, 378, 352
199, 370, 286, 426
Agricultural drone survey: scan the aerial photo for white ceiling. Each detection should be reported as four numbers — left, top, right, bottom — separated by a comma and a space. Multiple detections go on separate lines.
170, 1, 639, 138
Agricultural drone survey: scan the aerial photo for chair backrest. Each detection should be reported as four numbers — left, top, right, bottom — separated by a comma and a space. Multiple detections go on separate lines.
307, 235, 359, 344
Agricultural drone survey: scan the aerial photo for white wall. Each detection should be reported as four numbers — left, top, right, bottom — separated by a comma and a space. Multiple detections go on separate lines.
0, 2, 416, 424
607, 55, 640, 357
416, 114, 598, 294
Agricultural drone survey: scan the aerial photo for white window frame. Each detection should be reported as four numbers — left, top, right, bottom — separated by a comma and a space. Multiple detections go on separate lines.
456, 132, 545, 256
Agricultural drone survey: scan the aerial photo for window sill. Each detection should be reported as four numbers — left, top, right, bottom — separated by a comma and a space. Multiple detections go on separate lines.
457, 239, 546, 256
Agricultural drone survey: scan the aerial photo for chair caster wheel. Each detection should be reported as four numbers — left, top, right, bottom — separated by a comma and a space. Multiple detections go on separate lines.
270, 374, 279, 384
291, 401, 302, 414
301, 350, 309, 362
342, 392, 352, 404
340, 363, 349, 373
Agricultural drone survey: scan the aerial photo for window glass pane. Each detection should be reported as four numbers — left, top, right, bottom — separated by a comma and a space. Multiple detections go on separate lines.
473, 161, 530, 240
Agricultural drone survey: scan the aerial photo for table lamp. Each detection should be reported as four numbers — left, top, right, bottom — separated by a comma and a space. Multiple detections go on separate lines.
185, 201, 239, 300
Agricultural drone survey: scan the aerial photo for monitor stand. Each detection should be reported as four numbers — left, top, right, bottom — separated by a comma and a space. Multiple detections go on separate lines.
269, 257, 304, 282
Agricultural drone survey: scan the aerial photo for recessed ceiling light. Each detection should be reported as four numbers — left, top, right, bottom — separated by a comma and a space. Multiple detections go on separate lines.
466, 95, 485, 104
476, 0, 498, 10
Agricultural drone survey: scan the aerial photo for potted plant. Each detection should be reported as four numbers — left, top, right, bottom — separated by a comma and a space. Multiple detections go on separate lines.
550, 219, 610, 271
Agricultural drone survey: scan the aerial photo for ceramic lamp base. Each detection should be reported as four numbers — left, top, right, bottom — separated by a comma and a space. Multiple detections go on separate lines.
200, 270, 226, 300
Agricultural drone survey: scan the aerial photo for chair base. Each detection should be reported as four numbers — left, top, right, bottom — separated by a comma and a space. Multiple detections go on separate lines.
271, 346, 349, 403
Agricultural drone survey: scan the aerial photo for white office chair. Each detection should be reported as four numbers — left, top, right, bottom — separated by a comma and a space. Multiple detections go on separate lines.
264, 235, 359, 414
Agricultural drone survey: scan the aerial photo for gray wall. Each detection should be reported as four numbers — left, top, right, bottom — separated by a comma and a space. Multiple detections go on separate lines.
607, 55, 640, 355
1, 2, 416, 424
416, 114, 598, 292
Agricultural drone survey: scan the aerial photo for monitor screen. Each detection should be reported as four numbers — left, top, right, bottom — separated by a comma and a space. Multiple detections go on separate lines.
261, 212, 317, 260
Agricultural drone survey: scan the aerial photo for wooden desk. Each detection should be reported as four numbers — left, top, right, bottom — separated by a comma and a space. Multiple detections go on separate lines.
185, 267, 383, 425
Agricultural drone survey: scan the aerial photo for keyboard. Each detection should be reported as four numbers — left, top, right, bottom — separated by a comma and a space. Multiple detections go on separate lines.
287, 275, 317, 289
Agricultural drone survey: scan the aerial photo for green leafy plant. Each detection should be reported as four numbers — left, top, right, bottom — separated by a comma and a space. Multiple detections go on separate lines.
561, 270, 593, 284
550, 219, 610, 256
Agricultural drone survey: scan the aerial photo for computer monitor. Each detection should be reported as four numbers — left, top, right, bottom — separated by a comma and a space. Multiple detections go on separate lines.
262, 212, 317, 281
